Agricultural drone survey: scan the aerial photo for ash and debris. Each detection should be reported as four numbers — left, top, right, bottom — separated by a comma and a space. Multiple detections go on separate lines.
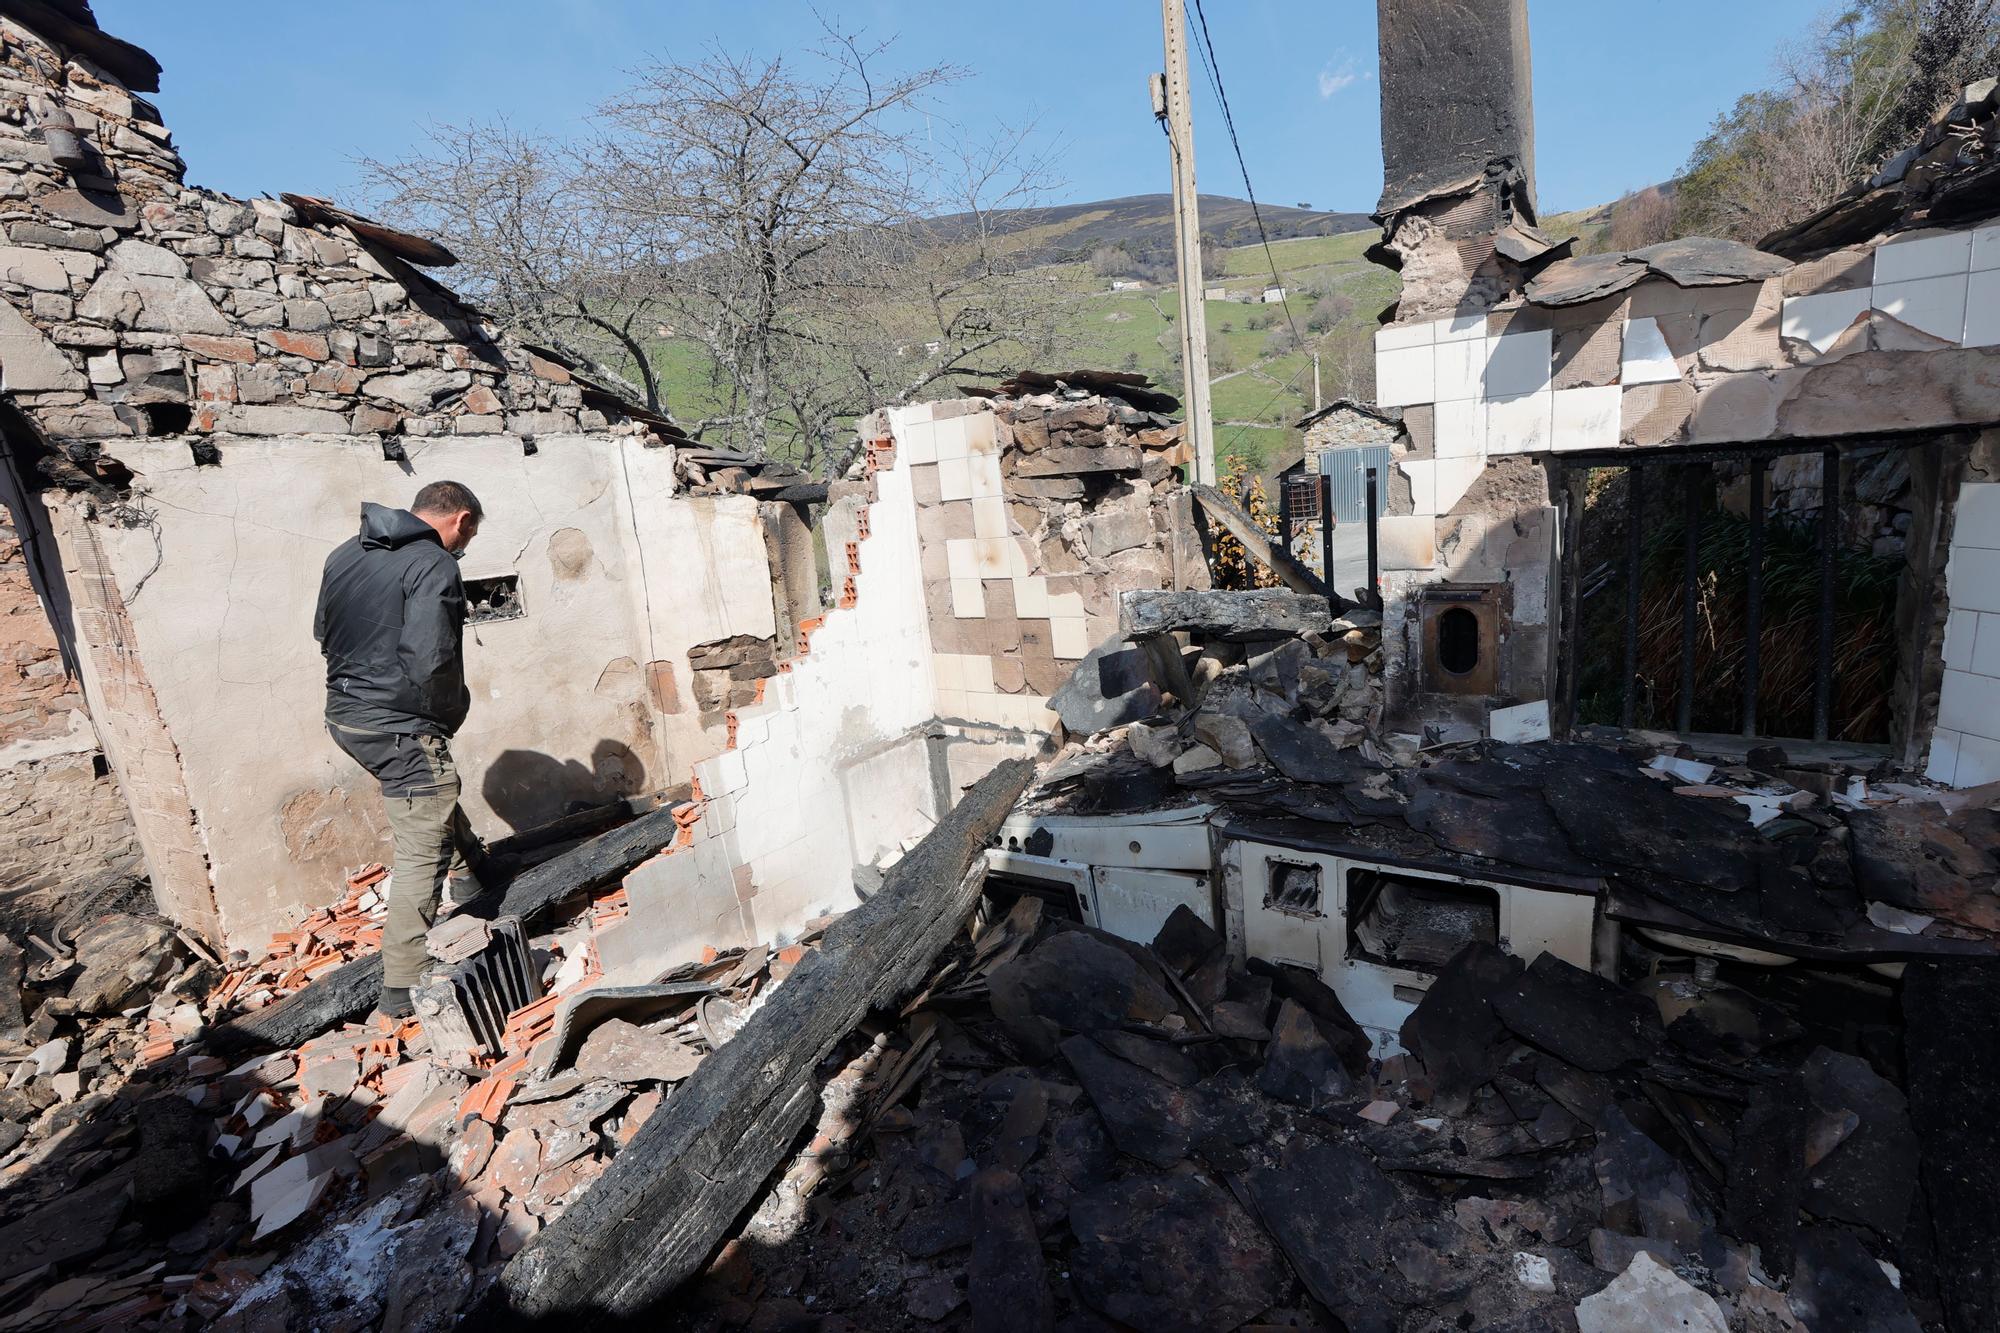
0, 852, 823, 1329
669, 889, 1954, 1333
664, 593, 2000, 1333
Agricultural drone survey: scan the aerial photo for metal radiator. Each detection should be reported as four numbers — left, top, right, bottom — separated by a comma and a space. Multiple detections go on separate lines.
413, 915, 543, 1064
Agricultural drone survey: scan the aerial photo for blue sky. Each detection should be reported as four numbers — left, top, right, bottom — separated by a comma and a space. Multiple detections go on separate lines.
97, 0, 1829, 217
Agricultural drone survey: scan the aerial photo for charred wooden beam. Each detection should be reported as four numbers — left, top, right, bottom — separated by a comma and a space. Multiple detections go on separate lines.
1677, 464, 1703, 734
1814, 446, 1839, 742
487, 757, 1035, 1325
1191, 484, 1334, 600
206, 802, 688, 1054
1744, 460, 1765, 738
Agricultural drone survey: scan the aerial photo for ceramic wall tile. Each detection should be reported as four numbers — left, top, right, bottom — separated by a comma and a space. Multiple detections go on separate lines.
1873, 229, 1973, 284
1872, 273, 1968, 342
1376, 344, 1436, 407
1780, 289, 1872, 353
1482, 329, 1552, 397
1620, 318, 1681, 384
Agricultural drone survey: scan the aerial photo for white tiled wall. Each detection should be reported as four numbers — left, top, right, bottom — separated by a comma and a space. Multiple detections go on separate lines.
659, 414, 945, 949
1782, 224, 2000, 354
1375, 223, 2000, 487
1929, 480, 2000, 787
1371, 300, 1691, 477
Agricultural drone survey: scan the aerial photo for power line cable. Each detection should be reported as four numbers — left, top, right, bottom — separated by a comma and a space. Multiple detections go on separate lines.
1187, 0, 1307, 351
1216, 355, 1313, 459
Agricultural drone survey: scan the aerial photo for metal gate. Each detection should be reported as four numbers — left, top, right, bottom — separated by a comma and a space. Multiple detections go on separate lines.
1317, 444, 1392, 524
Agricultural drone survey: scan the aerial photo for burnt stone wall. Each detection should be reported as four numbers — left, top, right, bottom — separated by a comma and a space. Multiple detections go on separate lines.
0, 507, 139, 930
0, 14, 649, 479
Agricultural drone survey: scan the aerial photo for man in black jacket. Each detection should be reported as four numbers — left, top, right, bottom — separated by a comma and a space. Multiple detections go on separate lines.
314, 479, 489, 1018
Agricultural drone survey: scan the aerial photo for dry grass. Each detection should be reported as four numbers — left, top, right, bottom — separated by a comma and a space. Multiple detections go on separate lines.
1577, 506, 1901, 742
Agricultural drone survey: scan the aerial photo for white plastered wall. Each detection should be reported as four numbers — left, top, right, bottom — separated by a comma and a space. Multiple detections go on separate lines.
690, 447, 939, 935
82, 432, 768, 948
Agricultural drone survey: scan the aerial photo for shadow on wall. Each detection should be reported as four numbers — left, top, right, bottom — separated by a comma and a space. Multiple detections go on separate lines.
480, 741, 647, 832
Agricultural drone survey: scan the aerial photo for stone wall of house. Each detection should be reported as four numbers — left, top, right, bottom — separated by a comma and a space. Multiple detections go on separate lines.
895, 390, 1193, 740
0, 508, 69, 746
1300, 401, 1401, 467
0, 505, 139, 930
0, 17, 633, 460
0, 12, 732, 947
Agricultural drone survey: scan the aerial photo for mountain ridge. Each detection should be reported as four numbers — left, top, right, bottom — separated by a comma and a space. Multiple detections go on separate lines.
923, 192, 1374, 265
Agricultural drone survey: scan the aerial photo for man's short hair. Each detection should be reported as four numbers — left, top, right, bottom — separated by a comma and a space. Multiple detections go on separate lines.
411, 480, 482, 519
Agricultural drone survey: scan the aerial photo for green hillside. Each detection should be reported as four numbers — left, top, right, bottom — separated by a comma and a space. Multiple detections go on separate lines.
645, 200, 1414, 484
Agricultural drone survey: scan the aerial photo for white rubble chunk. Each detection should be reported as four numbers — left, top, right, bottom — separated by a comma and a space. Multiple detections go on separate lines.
1575, 1252, 1727, 1333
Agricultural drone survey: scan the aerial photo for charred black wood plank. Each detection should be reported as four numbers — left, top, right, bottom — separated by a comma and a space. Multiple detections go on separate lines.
1191, 484, 1331, 599
488, 758, 1034, 1324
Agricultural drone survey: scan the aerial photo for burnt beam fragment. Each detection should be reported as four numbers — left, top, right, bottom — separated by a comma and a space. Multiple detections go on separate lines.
486, 758, 1035, 1324
1190, 484, 1335, 599
1903, 960, 2000, 1333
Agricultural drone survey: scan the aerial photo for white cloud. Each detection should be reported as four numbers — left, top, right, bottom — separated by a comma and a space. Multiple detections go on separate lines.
1317, 57, 1360, 99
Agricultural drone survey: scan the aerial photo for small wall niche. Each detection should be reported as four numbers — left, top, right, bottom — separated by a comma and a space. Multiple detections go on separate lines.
464, 574, 525, 625
1420, 584, 1503, 695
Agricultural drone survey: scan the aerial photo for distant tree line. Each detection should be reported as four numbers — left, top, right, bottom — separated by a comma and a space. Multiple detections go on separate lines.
1595, 0, 2000, 249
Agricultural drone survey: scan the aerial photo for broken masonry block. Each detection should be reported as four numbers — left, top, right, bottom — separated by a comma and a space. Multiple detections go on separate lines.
1120, 588, 1335, 642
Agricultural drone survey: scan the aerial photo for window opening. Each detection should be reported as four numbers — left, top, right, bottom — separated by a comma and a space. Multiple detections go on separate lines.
464, 574, 525, 625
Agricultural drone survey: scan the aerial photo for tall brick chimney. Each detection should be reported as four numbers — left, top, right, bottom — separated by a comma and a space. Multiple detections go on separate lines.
1375, 0, 1537, 219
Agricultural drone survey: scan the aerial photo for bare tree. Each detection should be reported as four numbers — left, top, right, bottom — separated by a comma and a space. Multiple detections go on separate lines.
361, 25, 1067, 473
360, 123, 670, 411
1602, 185, 1681, 252
1305, 291, 1353, 334
1677, 0, 2000, 241
1316, 328, 1375, 403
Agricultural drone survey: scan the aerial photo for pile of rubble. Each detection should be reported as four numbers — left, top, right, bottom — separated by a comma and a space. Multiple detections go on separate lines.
1036, 586, 2000, 963
973, 371, 1192, 580
672, 443, 815, 497
1046, 587, 1385, 773
0, 911, 206, 1167
0, 845, 822, 1329
679, 893, 1947, 1331
204, 865, 390, 1013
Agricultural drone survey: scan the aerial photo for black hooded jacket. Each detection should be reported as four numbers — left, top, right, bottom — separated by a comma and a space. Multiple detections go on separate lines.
314, 503, 470, 737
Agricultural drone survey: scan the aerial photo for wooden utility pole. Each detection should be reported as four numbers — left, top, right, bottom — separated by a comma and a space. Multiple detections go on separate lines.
1154, 0, 1215, 485
1313, 349, 1322, 411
